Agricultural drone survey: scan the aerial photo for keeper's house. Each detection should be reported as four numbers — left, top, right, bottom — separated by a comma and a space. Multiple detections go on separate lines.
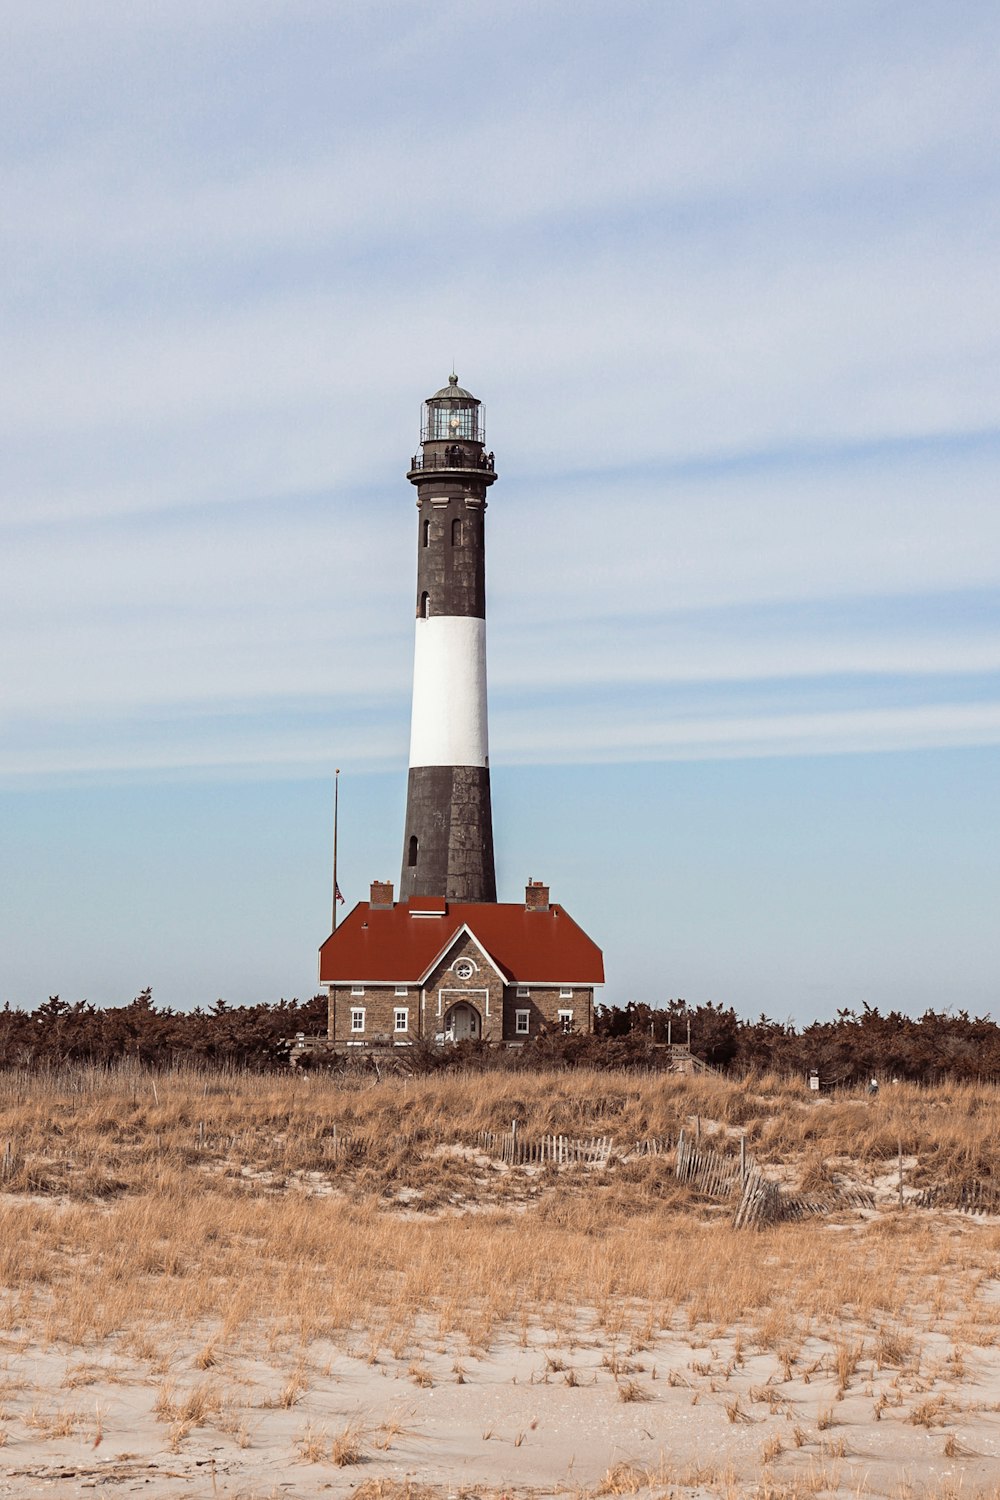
319, 879, 603, 1046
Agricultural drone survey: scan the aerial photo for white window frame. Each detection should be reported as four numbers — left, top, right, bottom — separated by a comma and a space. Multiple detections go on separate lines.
515, 1009, 530, 1035
516, 984, 530, 998
394, 1007, 409, 1033
453, 959, 476, 979
559, 987, 573, 999
558, 1009, 573, 1034
350, 1007, 366, 1033
394, 985, 408, 996
350, 985, 364, 997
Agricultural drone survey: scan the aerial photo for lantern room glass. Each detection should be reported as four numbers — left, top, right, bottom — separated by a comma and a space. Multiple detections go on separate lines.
422, 402, 484, 444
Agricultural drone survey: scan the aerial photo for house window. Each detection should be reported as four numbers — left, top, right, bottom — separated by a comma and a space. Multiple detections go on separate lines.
418, 591, 429, 619
451, 517, 463, 547
516, 985, 529, 998
351, 1008, 365, 1033
558, 1009, 573, 1034
395, 985, 408, 996
454, 960, 474, 979
422, 519, 430, 548
515, 1010, 530, 1035
559, 987, 573, 999
394, 1008, 408, 1032
351, 985, 364, 997
408, 835, 418, 867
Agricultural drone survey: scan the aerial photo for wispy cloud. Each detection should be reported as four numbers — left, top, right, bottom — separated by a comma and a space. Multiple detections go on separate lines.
2, 2, 999, 785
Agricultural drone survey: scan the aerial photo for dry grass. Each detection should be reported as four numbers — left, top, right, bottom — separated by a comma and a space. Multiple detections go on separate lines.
296, 1420, 327, 1463
1, 1060, 997, 1185
330, 1416, 368, 1466
616, 1376, 652, 1403
0, 1064, 996, 1361
22, 1403, 80, 1438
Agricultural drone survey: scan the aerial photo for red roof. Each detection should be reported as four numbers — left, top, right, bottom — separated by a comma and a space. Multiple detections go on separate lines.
319, 899, 604, 985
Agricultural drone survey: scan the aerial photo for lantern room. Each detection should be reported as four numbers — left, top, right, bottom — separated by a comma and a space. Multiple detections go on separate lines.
421, 373, 486, 445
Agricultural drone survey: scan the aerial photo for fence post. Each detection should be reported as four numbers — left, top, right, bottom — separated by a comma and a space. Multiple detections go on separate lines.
898, 1140, 904, 1209
740, 1133, 746, 1185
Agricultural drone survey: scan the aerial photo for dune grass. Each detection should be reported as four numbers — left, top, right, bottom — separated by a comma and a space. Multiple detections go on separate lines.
0, 1063, 997, 1357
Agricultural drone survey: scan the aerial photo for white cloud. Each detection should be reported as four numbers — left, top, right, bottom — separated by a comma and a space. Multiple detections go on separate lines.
3, 4, 999, 538
1, 2, 999, 787
5, 694, 998, 788
493, 700, 1000, 766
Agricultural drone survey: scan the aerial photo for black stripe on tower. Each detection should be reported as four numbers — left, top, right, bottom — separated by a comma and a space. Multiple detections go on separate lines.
401, 765, 497, 903
414, 489, 486, 620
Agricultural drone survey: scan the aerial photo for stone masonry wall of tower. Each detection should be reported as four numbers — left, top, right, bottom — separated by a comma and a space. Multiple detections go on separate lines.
399, 376, 498, 903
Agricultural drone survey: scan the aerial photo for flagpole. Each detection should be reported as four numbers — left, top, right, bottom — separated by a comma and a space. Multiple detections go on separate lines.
332, 768, 340, 933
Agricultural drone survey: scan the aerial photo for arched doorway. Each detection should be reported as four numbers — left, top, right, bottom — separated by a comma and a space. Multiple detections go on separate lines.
444, 1001, 481, 1042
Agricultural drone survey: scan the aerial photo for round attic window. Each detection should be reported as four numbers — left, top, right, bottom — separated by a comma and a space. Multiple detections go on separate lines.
454, 960, 475, 979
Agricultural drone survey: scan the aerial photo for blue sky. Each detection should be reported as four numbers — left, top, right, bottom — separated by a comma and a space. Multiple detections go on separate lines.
2, 2, 998, 1023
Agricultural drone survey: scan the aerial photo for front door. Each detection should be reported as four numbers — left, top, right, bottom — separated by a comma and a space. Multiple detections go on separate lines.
446, 1003, 480, 1041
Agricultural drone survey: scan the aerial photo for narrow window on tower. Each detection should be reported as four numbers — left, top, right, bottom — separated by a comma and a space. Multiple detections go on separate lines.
422, 518, 430, 548
418, 591, 429, 619
408, 835, 418, 867
451, 517, 463, 547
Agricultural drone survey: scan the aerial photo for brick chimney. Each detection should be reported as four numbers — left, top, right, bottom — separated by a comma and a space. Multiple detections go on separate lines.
524, 878, 549, 912
370, 880, 394, 909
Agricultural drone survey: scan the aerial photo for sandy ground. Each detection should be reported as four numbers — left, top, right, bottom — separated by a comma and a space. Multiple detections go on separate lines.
1, 1273, 999, 1500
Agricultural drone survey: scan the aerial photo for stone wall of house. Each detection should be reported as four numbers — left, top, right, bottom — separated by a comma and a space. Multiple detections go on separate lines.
328, 985, 420, 1043
326, 931, 596, 1045
502, 986, 593, 1041
422, 932, 505, 1043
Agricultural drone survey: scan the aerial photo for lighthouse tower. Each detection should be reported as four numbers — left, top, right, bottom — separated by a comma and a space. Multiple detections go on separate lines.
399, 374, 498, 903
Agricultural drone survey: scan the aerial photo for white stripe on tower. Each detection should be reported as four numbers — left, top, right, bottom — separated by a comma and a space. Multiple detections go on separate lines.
409, 616, 488, 769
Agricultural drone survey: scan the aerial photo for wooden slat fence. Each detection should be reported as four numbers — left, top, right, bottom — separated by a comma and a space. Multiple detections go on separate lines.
186, 1124, 356, 1159
762, 1184, 876, 1222
913, 1180, 1000, 1215
674, 1127, 879, 1228
674, 1128, 745, 1198
631, 1136, 673, 1157
732, 1168, 877, 1228
733, 1166, 786, 1228
477, 1130, 614, 1166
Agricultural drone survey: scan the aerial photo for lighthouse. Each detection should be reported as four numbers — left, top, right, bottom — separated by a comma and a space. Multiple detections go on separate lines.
313, 374, 605, 1057
399, 374, 498, 903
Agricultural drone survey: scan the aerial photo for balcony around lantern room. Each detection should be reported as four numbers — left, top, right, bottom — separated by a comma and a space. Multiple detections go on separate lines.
407, 446, 497, 477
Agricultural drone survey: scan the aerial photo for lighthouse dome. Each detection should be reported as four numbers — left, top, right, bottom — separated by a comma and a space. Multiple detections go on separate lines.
428, 373, 480, 405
